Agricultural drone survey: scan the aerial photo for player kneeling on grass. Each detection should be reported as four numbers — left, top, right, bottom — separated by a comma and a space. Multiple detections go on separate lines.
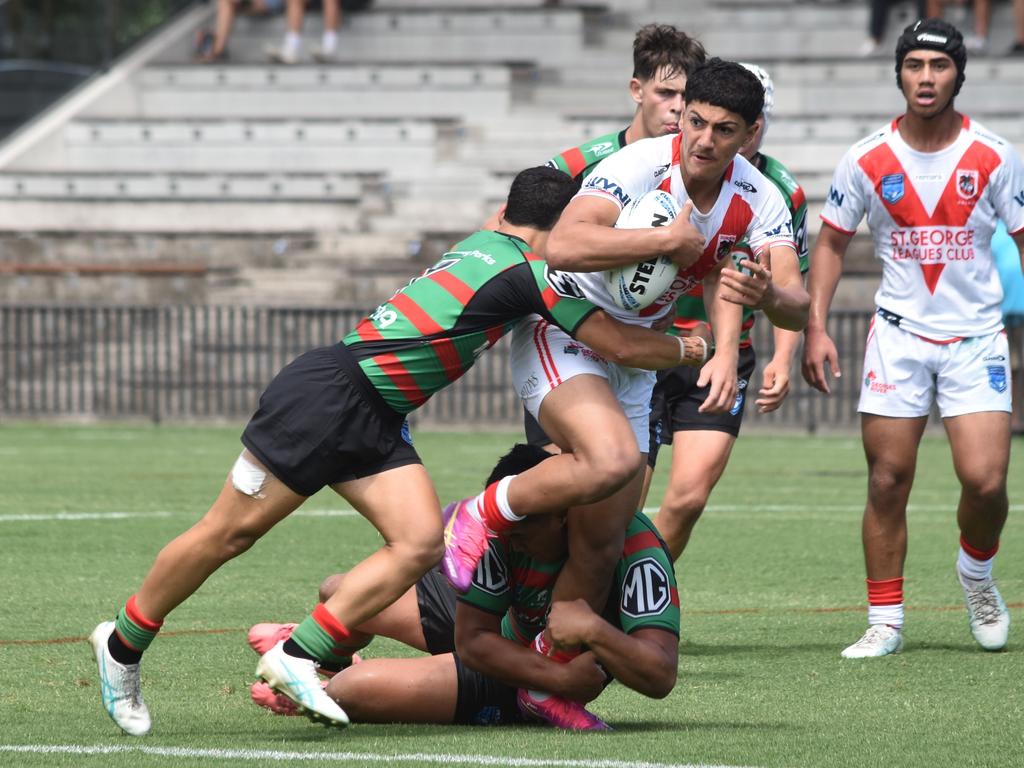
88, 166, 708, 737
246, 444, 679, 728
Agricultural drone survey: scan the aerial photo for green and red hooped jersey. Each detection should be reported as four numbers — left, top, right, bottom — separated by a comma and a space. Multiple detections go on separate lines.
546, 129, 629, 183
459, 511, 681, 644
342, 230, 600, 414
672, 152, 810, 347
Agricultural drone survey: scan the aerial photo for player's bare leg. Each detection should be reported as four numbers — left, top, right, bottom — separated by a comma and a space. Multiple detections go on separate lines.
841, 414, 927, 658
256, 463, 442, 726
652, 430, 736, 561
91, 450, 306, 735
945, 411, 1011, 650
443, 374, 639, 591
325, 655, 459, 723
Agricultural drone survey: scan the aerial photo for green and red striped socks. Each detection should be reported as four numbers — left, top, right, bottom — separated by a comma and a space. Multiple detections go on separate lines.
285, 603, 365, 670
109, 594, 163, 664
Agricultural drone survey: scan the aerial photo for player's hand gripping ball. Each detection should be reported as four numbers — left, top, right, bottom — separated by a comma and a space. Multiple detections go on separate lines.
603, 190, 681, 311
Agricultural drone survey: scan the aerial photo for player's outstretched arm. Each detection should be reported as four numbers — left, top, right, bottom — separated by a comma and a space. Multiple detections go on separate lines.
454, 603, 607, 704
719, 244, 809, 331
547, 599, 677, 699
801, 224, 853, 394
546, 196, 704, 272
574, 310, 709, 371
697, 265, 741, 413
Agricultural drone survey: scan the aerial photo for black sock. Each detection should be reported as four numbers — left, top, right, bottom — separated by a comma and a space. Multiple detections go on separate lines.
282, 637, 318, 662
107, 629, 143, 665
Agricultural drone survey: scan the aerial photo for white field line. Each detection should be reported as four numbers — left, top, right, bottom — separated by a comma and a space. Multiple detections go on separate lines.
2, 505, 1023, 524
0, 744, 757, 768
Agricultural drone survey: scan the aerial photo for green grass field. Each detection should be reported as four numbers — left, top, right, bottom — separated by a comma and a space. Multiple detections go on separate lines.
1, 423, 1022, 768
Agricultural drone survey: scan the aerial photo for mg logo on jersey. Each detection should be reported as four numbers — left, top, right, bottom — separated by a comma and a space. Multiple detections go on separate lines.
827, 186, 845, 208
956, 169, 979, 200
473, 549, 508, 595
583, 176, 631, 207
621, 557, 671, 618
881, 174, 905, 204
544, 266, 585, 299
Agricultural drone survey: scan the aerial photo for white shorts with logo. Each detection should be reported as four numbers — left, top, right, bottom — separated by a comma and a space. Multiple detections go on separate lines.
510, 315, 655, 453
858, 314, 1012, 418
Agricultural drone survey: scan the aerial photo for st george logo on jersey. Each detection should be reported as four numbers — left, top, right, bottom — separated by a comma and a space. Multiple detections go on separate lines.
956, 169, 979, 200
881, 173, 904, 204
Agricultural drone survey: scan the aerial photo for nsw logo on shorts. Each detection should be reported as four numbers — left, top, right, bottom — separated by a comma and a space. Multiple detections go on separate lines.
987, 365, 1008, 394
729, 378, 748, 416
620, 557, 671, 618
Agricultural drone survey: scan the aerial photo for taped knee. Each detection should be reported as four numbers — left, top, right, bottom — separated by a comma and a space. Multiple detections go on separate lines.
231, 452, 267, 498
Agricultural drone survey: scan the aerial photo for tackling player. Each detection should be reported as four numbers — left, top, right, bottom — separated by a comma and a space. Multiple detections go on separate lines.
801, 19, 1024, 658
442, 60, 808, 725
247, 444, 679, 729
87, 167, 708, 737
642, 63, 812, 560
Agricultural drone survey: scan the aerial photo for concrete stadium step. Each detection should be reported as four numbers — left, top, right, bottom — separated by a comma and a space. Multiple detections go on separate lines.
162, 8, 585, 66
13, 118, 438, 174
0, 199, 362, 234
86, 65, 511, 120
0, 170, 374, 201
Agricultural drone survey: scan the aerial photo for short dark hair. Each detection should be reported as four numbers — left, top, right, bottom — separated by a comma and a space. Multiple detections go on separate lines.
683, 58, 764, 126
632, 24, 706, 82
485, 443, 552, 486
503, 166, 579, 231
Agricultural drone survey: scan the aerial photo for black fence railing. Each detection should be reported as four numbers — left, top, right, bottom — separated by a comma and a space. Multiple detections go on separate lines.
0, 305, 878, 430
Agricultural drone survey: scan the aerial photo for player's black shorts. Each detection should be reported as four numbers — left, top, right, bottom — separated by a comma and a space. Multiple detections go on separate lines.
523, 408, 551, 447
416, 567, 458, 655
647, 345, 757, 469
241, 342, 421, 496
415, 568, 525, 725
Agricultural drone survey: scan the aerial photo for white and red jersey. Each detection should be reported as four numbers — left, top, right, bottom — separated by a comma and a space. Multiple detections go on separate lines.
546, 132, 796, 326
821, 114, 1024, 341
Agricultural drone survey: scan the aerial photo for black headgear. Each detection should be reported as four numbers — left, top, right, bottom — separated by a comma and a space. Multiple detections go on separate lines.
895, 18, 967, 96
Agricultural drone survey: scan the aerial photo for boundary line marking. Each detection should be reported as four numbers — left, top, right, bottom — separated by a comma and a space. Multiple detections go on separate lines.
0, 744, 758, 768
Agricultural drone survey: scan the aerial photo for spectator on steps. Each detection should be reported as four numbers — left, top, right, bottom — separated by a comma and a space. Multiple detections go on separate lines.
195, 0, 286, 64
860, 0, 927, 56
267, 0, 341, 64
926, 0, 990, 51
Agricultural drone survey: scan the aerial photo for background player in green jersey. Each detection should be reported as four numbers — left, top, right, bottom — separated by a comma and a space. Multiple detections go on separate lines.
641, 62, 812, 562
247, 445, 679, 729
88, 167, 708, 737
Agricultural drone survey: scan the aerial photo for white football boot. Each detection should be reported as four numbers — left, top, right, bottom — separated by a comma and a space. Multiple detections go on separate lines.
963, 580, 1010, 651
840, 624, 903, 658
256, 641, 349, 728
89, 621, 152, 736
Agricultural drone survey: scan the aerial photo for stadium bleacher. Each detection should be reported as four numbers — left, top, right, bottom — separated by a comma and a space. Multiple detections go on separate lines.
0, 0, 1021, 308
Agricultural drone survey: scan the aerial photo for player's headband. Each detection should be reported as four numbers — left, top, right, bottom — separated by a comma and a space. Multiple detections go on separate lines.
895, 18, 966, 96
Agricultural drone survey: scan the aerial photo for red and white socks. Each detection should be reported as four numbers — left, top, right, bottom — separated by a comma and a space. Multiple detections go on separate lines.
466, 475, 524, 534
866, 577, 904, 629
957, 535, 998, 589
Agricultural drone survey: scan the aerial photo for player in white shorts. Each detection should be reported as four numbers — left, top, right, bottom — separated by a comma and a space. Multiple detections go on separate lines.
802, 18, 1024, 658
443, 59, 808, 725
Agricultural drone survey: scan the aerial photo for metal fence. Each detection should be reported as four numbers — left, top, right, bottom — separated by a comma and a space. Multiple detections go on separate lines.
0, 304, 876, 430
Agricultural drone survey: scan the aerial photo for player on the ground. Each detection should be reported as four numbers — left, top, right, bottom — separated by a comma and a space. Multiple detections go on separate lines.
246, 444, 678, 729
801, 19, 1024, 658
87, 167, 709, 737
641, 62, 811, 560
442, 60, 808, 726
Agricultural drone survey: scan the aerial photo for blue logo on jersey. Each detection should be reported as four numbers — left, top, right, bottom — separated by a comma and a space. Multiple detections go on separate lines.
881, 174, 905, 204
827, 186, 845, 208
987, 365, 1008, 394
584, 176, 631, 207
1014, 189, 1024, 207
